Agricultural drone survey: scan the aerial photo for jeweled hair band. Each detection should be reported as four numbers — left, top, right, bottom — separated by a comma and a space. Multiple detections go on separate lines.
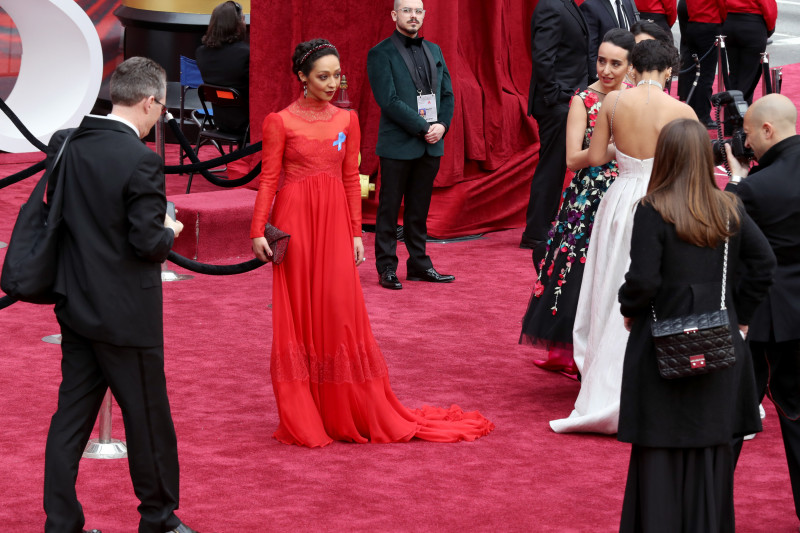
298, 44, 337, 68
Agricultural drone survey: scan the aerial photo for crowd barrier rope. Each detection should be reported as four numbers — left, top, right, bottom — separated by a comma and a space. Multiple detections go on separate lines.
0, 98, 270, 312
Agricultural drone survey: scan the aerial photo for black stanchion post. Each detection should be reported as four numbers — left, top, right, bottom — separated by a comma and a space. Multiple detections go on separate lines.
160, 111, 194, 283
761, 52, 772, 96
83, 389, 127, 459
771, 66, 782, 95
716, 35, 727, 93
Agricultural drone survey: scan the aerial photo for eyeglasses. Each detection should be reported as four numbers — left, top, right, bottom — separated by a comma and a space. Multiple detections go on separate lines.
153, 98, 167, 115
398, 7, 425, 16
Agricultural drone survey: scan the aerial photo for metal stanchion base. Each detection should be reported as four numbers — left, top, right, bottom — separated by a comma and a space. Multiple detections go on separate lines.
162, 269, 194, 282
83, 438, 128, 459
42, 334, 62, 344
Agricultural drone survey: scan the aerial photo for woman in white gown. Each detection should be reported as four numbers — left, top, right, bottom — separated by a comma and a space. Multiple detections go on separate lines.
550, 39, 697, 434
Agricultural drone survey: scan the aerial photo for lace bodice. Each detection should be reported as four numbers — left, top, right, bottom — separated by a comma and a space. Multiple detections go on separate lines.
250, 98, 362, 237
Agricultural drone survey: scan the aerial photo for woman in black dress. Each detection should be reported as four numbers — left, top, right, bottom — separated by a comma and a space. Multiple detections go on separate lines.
617, 119, 775, 532
519, 29, 635, 378
195, 1, 250, 134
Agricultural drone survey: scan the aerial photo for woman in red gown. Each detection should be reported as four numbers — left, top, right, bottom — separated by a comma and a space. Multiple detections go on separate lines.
250, 39, 494, 447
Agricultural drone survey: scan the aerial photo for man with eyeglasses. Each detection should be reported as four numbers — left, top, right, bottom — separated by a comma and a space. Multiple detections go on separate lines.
41, 57, 199, 533
367, 0, 455, 290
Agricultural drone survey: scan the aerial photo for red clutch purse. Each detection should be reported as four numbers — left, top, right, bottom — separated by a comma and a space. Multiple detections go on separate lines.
264, 223, 290, 265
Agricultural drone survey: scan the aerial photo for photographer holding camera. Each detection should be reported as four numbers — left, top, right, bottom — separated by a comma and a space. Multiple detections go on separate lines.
726, 93, 800, 523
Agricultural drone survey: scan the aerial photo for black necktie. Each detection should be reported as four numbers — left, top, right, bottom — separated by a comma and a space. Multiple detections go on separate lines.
615, 0, 626, 29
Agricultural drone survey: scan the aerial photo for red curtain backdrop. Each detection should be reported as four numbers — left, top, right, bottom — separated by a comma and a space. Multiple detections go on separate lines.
250, 1, 540, 238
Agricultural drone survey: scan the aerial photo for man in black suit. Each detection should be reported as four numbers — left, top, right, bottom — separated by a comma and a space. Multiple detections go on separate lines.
43, 57, 198, 533
726, 94, 800, 522
521, 0, 590, 261
581, 0, 639, 80
367, 0, 455, 290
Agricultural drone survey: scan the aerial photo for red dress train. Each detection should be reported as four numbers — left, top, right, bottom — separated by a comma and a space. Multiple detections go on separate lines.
250, 98, 493, 447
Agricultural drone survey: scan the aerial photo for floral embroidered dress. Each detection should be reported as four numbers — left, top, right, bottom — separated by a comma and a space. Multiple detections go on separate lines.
251, 98, 494, 447
520, 89, 618, 374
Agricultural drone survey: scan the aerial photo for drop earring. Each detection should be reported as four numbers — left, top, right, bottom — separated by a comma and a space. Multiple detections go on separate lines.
303, 82, 308, 99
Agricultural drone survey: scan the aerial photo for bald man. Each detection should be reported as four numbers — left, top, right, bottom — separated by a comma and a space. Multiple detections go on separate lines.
726, 94, 800, 523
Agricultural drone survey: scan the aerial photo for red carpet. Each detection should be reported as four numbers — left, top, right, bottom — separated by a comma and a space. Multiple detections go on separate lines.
2, 70, 800, 529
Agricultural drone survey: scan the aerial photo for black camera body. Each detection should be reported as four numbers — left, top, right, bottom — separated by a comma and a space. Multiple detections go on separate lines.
710, 90, 754, 166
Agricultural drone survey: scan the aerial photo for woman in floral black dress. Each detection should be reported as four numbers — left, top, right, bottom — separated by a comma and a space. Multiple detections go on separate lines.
520, 29, 635, 377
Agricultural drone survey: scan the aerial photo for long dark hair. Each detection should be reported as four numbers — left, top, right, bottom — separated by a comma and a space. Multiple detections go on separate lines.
642, 119, 741, 248
202, 1, 246, 48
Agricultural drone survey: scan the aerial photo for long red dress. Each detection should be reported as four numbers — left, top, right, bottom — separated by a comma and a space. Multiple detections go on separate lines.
250, 97, 494, 447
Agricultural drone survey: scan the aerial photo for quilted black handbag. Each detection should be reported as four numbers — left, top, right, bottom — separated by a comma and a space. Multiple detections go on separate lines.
650, 237, 736, 379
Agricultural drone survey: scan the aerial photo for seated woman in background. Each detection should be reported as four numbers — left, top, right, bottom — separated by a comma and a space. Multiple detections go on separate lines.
617, 118, 775, 532
196, 0, 250, 134
520, 29, 635, 378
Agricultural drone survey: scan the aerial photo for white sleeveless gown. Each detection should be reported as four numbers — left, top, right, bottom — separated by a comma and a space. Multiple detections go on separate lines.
550, 150, 654, 434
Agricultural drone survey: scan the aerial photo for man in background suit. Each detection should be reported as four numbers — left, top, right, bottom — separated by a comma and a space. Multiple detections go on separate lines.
726, 94, 800, 522
368, 0, 455, 290
581, 0, 639, 80
521, 0, 589, 262
43, 57, 197, 533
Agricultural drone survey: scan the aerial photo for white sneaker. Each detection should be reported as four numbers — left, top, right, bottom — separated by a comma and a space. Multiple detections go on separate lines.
760, 403, 766, 419
743, 433, 756, 441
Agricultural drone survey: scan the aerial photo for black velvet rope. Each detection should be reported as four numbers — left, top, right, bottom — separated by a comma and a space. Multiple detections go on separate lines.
163, 117, 262, 187
0, 97, 48, 152
167, 251, 267, 275
677, 41, 719, 76
0, 159, 46, 190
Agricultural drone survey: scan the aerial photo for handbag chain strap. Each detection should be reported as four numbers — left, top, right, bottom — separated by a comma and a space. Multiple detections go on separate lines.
650, 233, 729, 323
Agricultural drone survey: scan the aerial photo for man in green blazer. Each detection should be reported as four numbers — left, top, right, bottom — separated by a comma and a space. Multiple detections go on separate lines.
367, 0, 455, 290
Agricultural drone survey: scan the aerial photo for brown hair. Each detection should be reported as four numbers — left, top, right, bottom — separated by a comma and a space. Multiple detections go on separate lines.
642, 118, 741, 247
202, 1, 246, 48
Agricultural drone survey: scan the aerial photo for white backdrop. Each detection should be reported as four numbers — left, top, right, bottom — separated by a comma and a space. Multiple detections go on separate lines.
0, 0, 102, 153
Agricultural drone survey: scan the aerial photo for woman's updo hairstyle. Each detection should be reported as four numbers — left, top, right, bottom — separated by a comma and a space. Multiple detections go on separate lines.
630, 20, 673, 46
292, 38, 340, 81
601, 28, 636, 61
631, 38, 679, 73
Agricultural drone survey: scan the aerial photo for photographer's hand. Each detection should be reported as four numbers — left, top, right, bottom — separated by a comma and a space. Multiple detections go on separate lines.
724, 144, 750, 180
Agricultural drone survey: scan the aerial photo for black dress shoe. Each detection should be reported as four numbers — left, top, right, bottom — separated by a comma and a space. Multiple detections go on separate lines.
407, 267, 455, 283
519, 235, 539, 250
379, 269, 402, 290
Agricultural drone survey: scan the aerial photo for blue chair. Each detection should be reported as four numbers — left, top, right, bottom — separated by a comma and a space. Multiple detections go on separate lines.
179, 56, 204, 168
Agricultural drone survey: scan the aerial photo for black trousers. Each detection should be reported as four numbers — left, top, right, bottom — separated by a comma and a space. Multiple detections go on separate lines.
522, 99, 570, 245
638, 13, 673, 35
751, 338, 800, 520
678, 21, 721, 123
722, 13, 768, 104
375, 154, 440, 274
44, 322, 181, 533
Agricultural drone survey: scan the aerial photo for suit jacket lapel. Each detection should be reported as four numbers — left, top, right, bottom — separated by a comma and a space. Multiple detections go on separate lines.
390, 32, 421, 91
564, 0, 588, 34
421, 42, 438, 94
600, 0, 617, 25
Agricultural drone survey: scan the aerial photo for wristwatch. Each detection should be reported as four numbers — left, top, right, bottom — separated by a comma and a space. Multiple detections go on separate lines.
728, 175, 744, 184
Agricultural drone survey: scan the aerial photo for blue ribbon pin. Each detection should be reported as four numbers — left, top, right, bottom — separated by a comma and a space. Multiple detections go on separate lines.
333, 132, 346, 151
